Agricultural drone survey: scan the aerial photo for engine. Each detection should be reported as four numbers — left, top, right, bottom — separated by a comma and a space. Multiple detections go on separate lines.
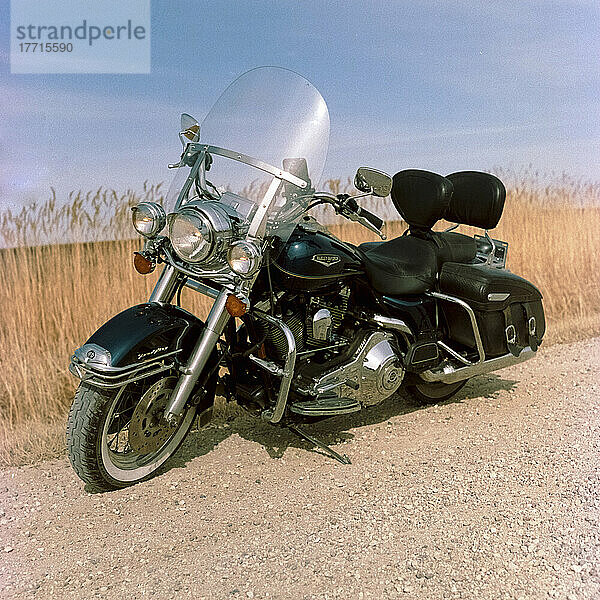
256, 286, 350, 360
255, 286, 404, 407
304, 286, 351, 348
295, 330, 404, 406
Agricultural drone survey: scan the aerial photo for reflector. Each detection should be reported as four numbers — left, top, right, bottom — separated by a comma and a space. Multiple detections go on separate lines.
225, 294, 247, 317
133, 252, 155, 274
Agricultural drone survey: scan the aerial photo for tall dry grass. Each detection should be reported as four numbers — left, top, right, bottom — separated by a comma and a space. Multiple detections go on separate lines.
1, 171, 599, 465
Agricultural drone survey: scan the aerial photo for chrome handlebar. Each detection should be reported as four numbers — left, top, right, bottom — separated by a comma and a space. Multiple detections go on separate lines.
311, 193, 386, 240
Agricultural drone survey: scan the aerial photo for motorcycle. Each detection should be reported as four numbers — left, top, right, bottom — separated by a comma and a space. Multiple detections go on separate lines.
66, 67, 545, 490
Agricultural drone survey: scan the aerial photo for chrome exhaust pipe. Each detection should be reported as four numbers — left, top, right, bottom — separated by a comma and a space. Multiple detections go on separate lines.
420, 346, 536, 384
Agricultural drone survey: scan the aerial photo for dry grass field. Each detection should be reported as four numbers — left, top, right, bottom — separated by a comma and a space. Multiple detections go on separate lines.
1, 172, 599, 465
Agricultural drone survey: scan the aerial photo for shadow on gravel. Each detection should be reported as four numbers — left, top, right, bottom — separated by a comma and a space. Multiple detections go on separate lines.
164, 372, 518, 471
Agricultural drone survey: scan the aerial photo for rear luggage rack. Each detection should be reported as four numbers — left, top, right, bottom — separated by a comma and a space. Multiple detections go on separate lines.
474, 233, 508, 268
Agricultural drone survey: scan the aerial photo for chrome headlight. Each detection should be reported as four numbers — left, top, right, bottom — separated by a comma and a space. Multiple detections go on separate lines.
131, 202, 166, 238
227, 240, 261, 276
168, 202, 233, 264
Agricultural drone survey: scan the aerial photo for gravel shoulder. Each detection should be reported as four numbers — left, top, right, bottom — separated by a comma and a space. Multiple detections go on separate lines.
1, 337, 599, 600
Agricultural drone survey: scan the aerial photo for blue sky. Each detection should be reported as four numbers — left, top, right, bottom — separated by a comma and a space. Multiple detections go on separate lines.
1, 0, 599, 211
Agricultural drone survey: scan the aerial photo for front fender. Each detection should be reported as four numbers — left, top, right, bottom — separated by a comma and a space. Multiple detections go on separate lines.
69, 303, 214, 388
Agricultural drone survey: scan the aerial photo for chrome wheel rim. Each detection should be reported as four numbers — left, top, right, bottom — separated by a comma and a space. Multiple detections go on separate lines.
100, 376, 195, 483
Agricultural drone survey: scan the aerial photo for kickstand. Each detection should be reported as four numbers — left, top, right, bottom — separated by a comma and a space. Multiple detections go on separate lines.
288, 425, 351, 465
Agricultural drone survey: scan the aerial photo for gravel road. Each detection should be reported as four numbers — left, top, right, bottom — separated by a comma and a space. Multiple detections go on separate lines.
1, 337, 599, 600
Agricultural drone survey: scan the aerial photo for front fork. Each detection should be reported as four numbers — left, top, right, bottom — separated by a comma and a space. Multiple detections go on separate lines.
149, 265, 231, 424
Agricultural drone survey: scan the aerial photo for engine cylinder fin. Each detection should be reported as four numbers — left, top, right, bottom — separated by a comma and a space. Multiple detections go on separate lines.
256, 311, 305, 360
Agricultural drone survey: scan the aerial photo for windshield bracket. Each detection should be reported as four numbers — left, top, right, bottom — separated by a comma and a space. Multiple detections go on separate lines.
174, 147, 206, 210
188, 143, 308, 190
247, 178, 282, 238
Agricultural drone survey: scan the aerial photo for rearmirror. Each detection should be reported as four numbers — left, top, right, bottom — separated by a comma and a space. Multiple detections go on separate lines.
354, 167, 393, 197
179, 113, 200, 144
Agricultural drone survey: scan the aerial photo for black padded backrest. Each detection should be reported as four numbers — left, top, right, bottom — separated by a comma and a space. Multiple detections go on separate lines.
391, 170, 453, 230
445, 171, 506, 229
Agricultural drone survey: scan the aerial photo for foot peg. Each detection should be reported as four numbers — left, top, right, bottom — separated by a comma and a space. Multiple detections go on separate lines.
290, 395, 361, 416
289, 425, 351, 465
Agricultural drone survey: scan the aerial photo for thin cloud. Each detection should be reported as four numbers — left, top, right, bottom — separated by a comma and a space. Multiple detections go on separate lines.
0, 81, 192, 123
331, 122, 556, 153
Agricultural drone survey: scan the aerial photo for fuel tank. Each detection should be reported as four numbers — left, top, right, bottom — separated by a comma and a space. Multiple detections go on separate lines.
272, 225, 363, 292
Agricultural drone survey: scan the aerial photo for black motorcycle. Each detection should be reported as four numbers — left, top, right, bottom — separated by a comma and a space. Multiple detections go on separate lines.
67, 67, 545, 490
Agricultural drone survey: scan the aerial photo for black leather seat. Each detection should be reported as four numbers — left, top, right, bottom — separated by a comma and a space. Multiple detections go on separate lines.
359, 230, 476, 270
358, 170, 453, 295
360, 235, 438, 295
433, 231, 477, 266
356, 169, 505, 296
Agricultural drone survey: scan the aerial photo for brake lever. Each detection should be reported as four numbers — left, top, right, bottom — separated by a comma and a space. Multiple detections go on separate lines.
335, 195, 386, 240
312, 193, 386, 240
344, 209, 387, 240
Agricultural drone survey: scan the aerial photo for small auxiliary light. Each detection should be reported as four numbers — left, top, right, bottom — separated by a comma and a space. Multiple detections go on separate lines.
225, 294, 247, 317
131, 202, 166, 238
133, 252, 156, 274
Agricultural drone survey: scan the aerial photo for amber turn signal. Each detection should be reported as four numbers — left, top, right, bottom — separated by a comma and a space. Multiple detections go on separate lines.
225, 294, 247, 317
133, 252, 156, 274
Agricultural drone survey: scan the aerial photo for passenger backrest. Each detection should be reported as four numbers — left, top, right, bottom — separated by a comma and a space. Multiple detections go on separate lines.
445, 171, 506, 230
391, 170, 453, 231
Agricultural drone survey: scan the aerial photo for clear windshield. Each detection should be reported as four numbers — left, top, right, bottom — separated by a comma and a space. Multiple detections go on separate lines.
201, 66, 329, 186
165, 67, 330, 238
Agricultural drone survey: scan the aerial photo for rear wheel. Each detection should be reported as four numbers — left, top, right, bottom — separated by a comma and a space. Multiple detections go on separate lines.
405, 379, 467, 404
67, 372, 216, 491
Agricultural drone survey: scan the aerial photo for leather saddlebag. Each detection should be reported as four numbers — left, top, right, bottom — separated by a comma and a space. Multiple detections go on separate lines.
438, 262, 545, 358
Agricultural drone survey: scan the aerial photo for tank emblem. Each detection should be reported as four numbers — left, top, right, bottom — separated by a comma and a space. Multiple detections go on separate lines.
312, 254, 341, 267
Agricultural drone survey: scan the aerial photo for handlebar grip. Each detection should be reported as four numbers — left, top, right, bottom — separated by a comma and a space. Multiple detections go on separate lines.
357, 207, 384, 231
344, 197, 359, 212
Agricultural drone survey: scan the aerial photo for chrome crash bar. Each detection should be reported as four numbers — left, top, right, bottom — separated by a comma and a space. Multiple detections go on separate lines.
251, 310, 297, 424
422, 291, 535, 384
428, 291, 486, 365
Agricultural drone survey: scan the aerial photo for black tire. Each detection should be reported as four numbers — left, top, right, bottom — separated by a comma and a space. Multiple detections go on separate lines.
405, 379, 467, 404
66, 373, 216, 491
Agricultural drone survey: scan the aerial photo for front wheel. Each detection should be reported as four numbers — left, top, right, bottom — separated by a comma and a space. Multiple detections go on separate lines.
66, 373, 215, 491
